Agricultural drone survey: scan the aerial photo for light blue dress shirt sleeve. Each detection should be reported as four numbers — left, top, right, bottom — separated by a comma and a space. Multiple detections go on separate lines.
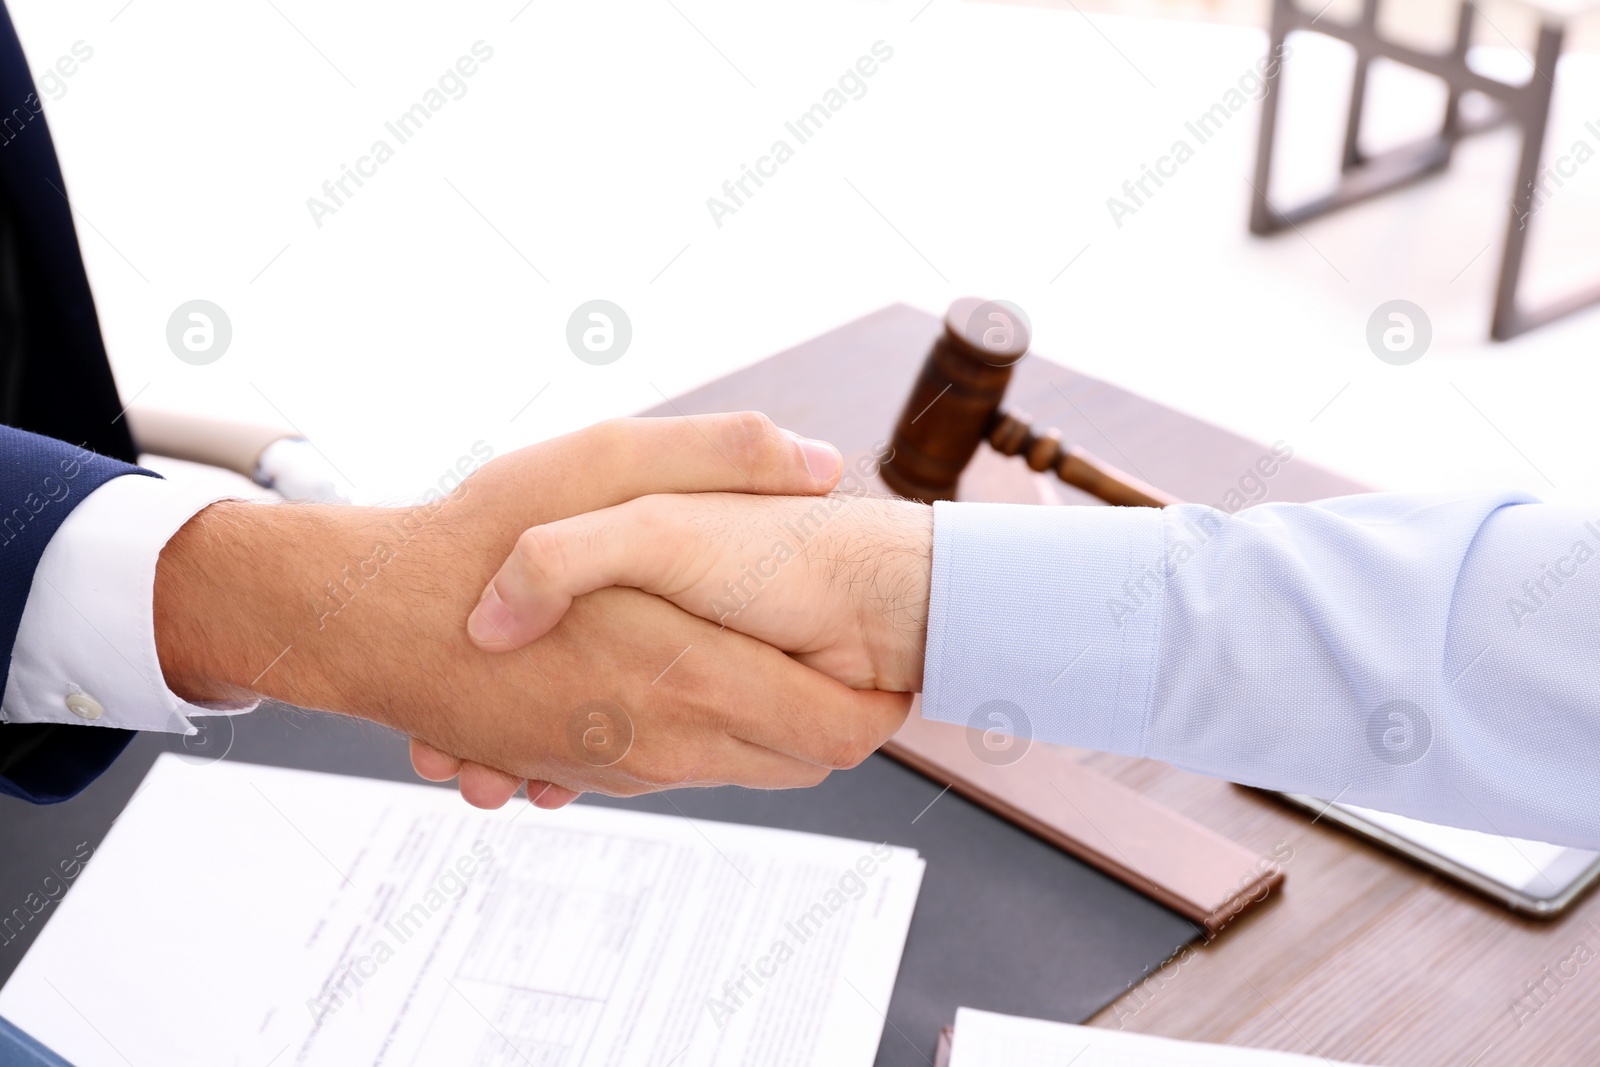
921, 492, 1600, 848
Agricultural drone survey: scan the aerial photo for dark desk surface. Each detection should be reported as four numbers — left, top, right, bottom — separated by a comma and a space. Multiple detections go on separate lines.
5, 303, 1594, 1066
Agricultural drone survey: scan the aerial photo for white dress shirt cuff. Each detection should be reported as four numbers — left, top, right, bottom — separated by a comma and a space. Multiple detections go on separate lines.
2, 473, 258, 734
921, 500, 1168, 756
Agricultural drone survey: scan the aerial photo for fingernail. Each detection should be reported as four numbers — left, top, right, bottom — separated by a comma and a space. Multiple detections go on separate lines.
787, 430, 841, 482
467, 586, 513, 647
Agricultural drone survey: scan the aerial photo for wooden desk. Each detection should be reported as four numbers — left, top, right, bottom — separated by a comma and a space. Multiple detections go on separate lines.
648, 302, 1598, 1066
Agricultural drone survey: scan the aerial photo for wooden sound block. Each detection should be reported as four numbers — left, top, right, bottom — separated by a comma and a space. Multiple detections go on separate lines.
883, 704, 1283, 935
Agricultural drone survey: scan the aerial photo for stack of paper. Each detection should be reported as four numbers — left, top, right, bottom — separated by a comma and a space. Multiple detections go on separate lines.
0, 756, 924, 1066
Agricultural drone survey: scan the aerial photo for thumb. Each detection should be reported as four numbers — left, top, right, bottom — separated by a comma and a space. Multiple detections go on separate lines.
468, 498, 684, 652
525, 412, 844, 514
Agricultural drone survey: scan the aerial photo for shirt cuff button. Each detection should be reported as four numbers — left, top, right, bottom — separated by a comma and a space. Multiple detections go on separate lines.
66, 692, 105, 720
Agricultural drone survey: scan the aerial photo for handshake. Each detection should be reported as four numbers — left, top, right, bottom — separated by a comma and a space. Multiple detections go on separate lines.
153, 413, 934, 810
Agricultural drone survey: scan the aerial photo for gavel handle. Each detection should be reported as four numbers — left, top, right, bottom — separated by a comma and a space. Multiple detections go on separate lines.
1056, 446, 1180, 508
988, 410, 1183, 508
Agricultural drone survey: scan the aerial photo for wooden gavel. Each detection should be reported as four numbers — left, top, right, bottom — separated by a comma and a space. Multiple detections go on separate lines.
880, 297, 1180, 508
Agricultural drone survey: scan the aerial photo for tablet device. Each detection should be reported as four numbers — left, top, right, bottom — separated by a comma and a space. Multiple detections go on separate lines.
1279, 793, 1600, 916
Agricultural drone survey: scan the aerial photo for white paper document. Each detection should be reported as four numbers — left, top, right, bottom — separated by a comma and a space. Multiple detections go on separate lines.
948, 1008, 1382, 1067
0, 756, 924, 1066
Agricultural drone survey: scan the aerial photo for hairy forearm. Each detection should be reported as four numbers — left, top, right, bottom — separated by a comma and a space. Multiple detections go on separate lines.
153, 496, 490, 730
155, 500, 373, 710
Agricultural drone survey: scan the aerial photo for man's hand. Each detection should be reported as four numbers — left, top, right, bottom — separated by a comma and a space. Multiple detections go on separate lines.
154, 414, 910, 807
467, 491, 934, 695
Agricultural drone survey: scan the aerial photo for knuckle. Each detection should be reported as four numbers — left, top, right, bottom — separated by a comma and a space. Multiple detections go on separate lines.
587, 418, 636, 470
624, 494, 669, 528
590, 417, 631, 449
646, 755, 699, 787
512, 525, 565, 583
566, 764, 635, 798
720, 410, 785, 470
826, 732, 877, 771
459, 777, 510, 810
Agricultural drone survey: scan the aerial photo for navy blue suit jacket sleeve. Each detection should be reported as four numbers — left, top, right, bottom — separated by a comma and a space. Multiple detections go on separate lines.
0, 0, 161, 805
0, 427, 155, 804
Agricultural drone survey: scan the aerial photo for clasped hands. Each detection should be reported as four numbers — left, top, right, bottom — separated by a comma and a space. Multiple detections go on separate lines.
418, 412, 936, 809
155, 412, 933, 811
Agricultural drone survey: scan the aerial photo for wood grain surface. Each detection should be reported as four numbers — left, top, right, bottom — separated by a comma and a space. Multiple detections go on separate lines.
646, 303, 1598, 1066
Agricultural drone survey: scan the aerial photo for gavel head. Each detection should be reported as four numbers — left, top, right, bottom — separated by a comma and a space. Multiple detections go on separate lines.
880, 297, 1032, 502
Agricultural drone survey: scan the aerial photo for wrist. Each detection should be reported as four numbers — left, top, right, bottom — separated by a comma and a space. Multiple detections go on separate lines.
154, 499, 394, 712
863, 499, 933, 692
154, 487, 518, 738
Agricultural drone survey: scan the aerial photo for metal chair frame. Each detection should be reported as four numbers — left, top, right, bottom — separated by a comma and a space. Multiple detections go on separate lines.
1250, 0, 1599, 340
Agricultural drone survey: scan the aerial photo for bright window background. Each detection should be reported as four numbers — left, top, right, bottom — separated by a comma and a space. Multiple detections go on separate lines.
10, 0, 1600, 506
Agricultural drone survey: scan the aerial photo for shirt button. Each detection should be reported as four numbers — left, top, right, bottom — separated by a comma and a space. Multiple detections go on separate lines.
66, 692, 104, 720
